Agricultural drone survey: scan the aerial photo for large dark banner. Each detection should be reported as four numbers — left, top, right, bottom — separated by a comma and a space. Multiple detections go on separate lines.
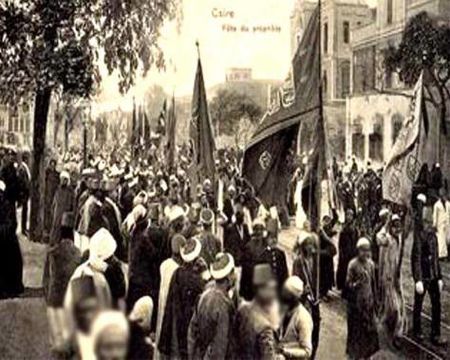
190, 58, 215, 182
242, 6, 320, 207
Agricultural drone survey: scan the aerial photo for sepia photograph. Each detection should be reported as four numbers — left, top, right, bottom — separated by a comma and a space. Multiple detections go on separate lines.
0, 0, 448, 359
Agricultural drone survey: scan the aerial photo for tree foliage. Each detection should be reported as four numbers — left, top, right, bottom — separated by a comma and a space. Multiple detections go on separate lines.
384, 11, 450, 133
0, 0, 179, 101
210, 88, 262, 136
0, 0, 179, 240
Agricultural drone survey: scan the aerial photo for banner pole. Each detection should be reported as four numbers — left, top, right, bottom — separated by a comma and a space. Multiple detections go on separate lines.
316, 0, 323, 303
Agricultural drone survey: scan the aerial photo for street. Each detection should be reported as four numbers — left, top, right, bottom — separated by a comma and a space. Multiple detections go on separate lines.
0, 225, 447, 359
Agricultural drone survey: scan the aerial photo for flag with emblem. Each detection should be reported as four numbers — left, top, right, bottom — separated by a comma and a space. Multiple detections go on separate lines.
242, 6, 320, 208
190, 49, 215, 182
383, 72, 431, 205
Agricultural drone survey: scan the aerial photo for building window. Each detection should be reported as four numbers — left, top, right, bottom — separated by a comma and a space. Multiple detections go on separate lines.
343, 21, 350, 44
341, 60, 351, 98
387, 0, 393, 25
323, 71, 328, 95
323, 22, 328, 54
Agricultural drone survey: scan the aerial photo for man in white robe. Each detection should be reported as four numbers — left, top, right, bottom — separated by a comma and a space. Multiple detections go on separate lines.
433, 188, 450, 259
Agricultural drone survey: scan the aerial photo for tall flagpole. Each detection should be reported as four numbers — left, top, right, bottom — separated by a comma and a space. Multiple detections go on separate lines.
316, 0, 323, 303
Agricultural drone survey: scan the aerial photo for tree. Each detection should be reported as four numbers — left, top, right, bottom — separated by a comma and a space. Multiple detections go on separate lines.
210, 88, 263, 137
0, 0, 178, 241
384, 11, 450, 135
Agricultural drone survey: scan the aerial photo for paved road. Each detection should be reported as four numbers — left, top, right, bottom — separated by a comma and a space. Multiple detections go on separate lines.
0, 234, 50, 360
278, 228, 412, 360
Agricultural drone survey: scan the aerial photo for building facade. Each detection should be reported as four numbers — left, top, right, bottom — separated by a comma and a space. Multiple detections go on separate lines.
291, 0, 373, 157
0, 101, 33, 148
347, 0, 450, 165
225, 68, 253, 82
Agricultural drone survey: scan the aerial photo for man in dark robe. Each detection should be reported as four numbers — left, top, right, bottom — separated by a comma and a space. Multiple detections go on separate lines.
0, 180, 24, 298
44, 159, 60, 235
188, 253, 237, 360
126, 207, 157, 311
146, 203, 170, 329
0, 148, 20, 228
77, 177, 110, 238
17, 151, 31, 235
337, 208, 359, 298
412, 206, 447, 346
197, 209, 221, 265
319, 209, 337, 299
224, 204, 250, 266
159, 238, 206, 360
346, 238, 379, 359
102, 180, 126, 261
293, 234, 321, 360
119, 176, 137, 218
236, 264, 280, 360
241, 218, 288, 300
222, 185, 236, 224
49, 171, 75, 245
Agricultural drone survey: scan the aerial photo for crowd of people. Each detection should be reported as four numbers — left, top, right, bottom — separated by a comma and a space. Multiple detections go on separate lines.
0, 143, 448, 360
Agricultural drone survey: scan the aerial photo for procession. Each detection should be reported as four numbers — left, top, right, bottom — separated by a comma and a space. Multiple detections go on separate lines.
0, 0, 449, 359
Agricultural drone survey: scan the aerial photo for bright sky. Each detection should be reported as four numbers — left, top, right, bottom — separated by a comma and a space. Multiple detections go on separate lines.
94, 0, 377, 114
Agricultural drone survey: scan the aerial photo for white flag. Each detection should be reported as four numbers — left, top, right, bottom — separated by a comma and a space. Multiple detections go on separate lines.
383, 72, 428, 205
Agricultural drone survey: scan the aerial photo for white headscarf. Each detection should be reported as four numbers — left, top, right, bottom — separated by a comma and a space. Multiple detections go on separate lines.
123, 204, 148, 233
89, 228, 117, 272
129, 296, 153, 330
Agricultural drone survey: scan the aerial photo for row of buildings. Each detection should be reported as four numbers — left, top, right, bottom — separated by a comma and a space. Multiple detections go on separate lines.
290, 0, 450, 167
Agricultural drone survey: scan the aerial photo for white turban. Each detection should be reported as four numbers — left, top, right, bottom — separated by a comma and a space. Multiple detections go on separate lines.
284, 276, 304, 298
129, 296, 153, 329
417, 193, 427, 204
356, 237, 371, 249
89, 228, 117, 261
167, 205, 185, 224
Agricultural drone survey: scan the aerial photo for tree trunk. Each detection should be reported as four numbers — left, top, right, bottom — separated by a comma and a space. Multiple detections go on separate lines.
29, 88, 51, 242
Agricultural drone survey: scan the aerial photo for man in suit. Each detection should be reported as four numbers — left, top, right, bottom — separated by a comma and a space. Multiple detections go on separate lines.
412, 205, 446, 346
224, 203, 250, 266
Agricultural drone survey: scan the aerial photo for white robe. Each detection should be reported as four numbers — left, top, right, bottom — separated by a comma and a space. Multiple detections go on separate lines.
154, 258, 180, 360
294, 179, 307, 229
433, 200, 450, 258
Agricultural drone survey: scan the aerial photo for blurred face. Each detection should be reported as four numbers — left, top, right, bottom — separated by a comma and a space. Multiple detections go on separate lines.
358, 245, 371, 261
74, 297, 100, 333
171, 217, 185, 234
390, 220, 402, 236
303, 220, 311, 232
345, 210, 354, 222
235, 210, 244, 224
95, 325, 129, 360
253, 224, 265, 239
255, 280, 278, 307
280, 289, 298, 310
